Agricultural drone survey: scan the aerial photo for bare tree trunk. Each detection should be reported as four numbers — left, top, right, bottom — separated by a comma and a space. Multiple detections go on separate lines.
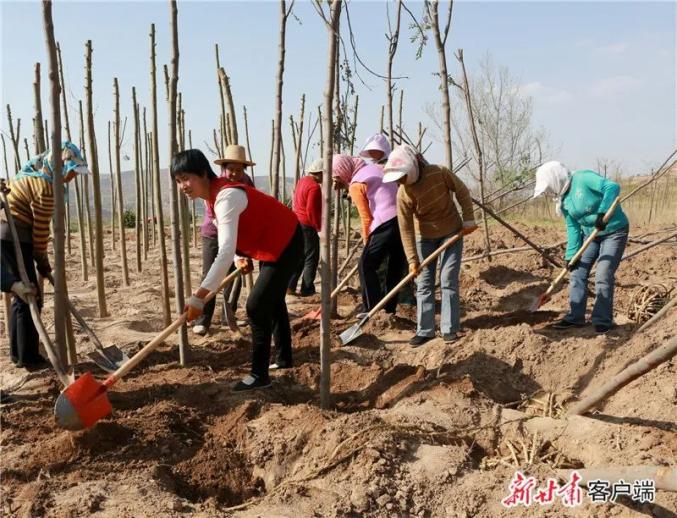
567, 335, 677, 416
132, 89, 142, 273
268, 119, 274, 192
142, 107, 150, 255
150, 23, 171, 326
344, 94, 358, 255
6, 106, 21, 170
1, 135, 9, 178
107, 120, 117, 251
76, 101, 90, 276
379, 105, 384, 134
318, 0, 342, 409
167, 0, 188, 364
455, 49, 491, 261
294, 95, 305, 185
330, 23, 341, 315
33, 63, 46, 154
243, 106, 255, 186
42, 0, 70, 367
272, 0, 295, 199
426, 0, 454, 169
386, 0, 402, 147
318, 106, 323, 156
84, 40, 108, 317
77, 102, 95, 263
218, 67, 238, 144
215, 44, 228, 147
398, 90, 404, 143
113, 78, 130, 286
23, 138, 30, 161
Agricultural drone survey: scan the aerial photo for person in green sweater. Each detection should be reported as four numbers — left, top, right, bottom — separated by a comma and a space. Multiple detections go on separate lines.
533, 161, 629, 333
383, 144, 477, 347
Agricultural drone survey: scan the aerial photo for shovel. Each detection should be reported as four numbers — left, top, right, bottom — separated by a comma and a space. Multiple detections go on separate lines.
54, 267, 242, 431
340, 231, 464, 345
44, 273, 129, 373
304, 264, 360, 320
530, 197, 621, 312
0, 181, 72, 387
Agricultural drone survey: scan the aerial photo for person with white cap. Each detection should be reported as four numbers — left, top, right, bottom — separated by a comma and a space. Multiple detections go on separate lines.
532, 161, 629, 333
0, 142, 89, 369
332, 153, 406, 317
172, 148, 303, 390
288, 158, 323, 296
359, 133, 392, 165
383, 144, 477, 347
192, 145, 255, 336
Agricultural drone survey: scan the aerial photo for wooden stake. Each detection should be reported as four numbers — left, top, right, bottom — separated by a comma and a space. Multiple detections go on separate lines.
132, 89, 142, 273
6, 105, 21, 170
243, 106, 255, 186
33, 62, 46, 153
83, 42, 108, 317
113, 78, 130, 285
150, 23, 171, 326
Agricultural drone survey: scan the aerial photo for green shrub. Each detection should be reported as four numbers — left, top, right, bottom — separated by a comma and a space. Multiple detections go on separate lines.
123, 209, 136, 228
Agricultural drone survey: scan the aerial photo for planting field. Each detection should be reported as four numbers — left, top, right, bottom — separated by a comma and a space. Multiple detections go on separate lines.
1, 223, 675, 517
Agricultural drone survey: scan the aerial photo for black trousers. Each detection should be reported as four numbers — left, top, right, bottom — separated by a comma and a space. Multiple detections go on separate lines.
288, 224, 319, 295
247, 224, 303, 379
358, 217, 406, 314
196, 236, 242, 329
1, 239, 42, 364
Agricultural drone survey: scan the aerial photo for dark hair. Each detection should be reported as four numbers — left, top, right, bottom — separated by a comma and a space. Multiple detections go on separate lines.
170, 149, 216, 179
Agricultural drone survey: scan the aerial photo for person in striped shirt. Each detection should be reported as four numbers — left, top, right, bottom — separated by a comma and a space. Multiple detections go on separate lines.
1, 142, 88, 369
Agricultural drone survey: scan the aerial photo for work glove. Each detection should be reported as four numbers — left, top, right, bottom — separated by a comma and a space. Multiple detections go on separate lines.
11, 281, 36, 303
594, 213, 607, 231
461, 220, 479, 236
409, 262, 421, 276
184, 295, 205, 322
566, 257, 579, 272
34, 253, 52, 277
236, 257, 253, 275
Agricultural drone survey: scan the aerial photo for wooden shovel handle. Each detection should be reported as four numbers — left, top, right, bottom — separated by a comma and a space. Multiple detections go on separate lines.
331, 264, 359, 299
104, 268, 242, 385
366, 231, 464, 319
544, 196, 621, 298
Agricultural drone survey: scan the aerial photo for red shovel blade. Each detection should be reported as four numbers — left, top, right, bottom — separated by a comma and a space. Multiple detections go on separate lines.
54, 372, 113, 431
302, 307, 322, 320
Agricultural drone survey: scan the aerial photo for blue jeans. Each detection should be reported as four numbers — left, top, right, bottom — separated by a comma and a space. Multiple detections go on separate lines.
415, 235, 463, 337
565, 227, 628, 327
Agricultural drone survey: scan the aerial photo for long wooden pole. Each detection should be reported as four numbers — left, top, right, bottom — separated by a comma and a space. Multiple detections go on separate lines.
150, 23, 171, 326
113, 78, 130, 285
84, 40, 108, 317
168, 0, 189, 363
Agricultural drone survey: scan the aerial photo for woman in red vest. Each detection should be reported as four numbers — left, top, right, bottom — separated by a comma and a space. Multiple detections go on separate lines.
171, 149, 303, 391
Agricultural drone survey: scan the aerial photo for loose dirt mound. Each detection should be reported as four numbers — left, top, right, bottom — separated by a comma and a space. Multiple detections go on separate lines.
1, 224, 675, 516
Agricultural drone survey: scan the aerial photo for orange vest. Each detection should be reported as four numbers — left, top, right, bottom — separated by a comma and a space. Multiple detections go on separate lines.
207, 177, 298, 262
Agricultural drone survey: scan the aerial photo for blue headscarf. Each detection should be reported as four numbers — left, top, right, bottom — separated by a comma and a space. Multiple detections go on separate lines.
15, 141, 88, 183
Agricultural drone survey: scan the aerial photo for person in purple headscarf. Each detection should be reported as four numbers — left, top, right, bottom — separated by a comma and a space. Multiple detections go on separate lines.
332, 154, 406, 318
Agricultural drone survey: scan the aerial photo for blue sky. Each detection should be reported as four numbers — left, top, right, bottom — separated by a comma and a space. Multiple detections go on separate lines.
1, 0, 675, 182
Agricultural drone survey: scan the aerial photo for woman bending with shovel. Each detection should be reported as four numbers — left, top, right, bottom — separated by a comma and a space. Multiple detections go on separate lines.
382, 145, 477, 347
532, 161, 629, 333
332, 153, 407, 318
171, 149, 303, 391
1, 142, 88, 368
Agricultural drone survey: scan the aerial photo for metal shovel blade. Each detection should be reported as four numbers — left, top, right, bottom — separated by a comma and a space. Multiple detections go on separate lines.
339, 323, 363, 345
86, 351, 117, 373
302, 307, 322, 320
54, 372, 112, 431
529, 292, 550, 313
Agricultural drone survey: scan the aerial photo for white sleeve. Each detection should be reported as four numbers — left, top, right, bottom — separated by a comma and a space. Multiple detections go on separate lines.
200, 188, 248, 292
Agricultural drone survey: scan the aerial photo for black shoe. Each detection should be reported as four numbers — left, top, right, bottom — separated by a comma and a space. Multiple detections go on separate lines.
442, 333, 460, 343
551, 319, 585, 330
594, 324, 612, 334
22, 354, 50, 369
409, 335, 434, 347
270, 360, 293, 370
232, 374, 272, 392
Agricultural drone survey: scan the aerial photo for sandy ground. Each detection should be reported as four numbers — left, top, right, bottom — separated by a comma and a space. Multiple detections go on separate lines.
1, 223, 675, 517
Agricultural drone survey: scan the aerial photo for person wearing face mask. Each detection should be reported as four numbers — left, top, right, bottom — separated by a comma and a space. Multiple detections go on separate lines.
171, 148, 302, 391
382, 144, 477, 347
0, 142, 89, 369
332, 153, 406, 317
193, 145, 255, 336
359, 133, 392, 166
532, 161, 629, 333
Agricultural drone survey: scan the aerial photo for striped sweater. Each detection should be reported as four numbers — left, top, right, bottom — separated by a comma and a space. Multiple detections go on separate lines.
1, 176, 54, 254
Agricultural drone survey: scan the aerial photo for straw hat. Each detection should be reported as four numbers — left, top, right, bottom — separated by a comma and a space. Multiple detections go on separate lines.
214, 144, 256, 167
